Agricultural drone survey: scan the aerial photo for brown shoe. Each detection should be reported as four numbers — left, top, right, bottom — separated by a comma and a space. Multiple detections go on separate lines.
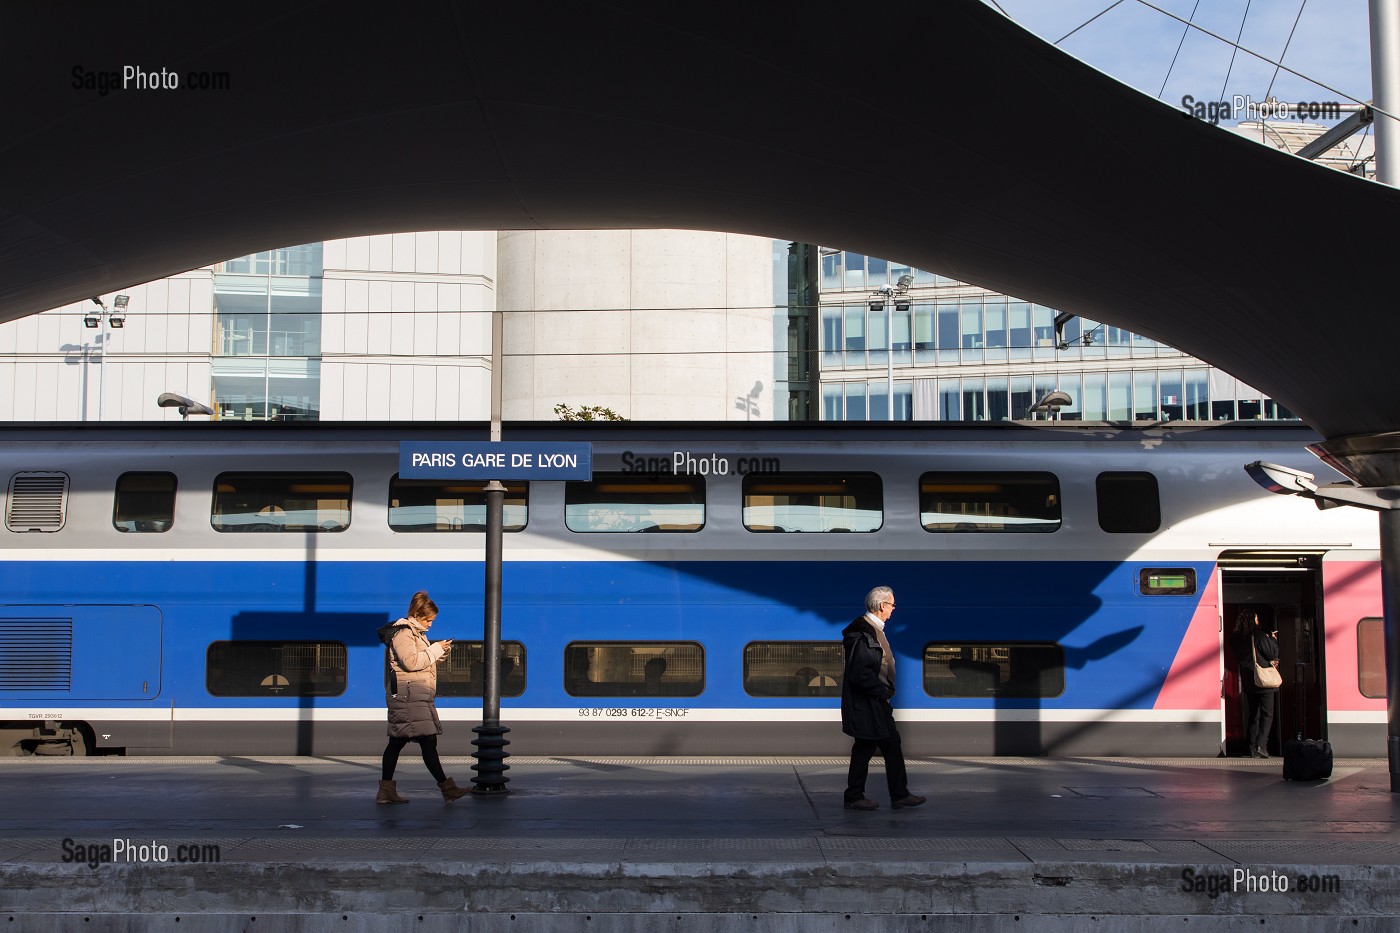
892, 795, 927, 809
844, 798, 879, 810
438, 777, 470, 802
376, 780, 409, 805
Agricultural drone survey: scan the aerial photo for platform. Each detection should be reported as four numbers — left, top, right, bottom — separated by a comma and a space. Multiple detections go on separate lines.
1, 754, 1398, 931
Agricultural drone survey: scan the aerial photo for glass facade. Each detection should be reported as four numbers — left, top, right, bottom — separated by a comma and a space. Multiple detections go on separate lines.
815, 250, 1297, 423
780, 242, 820, 421
212, 244, 324, 421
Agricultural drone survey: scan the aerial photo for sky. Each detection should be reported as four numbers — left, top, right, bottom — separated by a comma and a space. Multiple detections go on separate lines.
986, 0, 1374, 124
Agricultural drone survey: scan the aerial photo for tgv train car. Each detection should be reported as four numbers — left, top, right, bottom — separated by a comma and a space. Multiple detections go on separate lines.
0, 422, 1386, 757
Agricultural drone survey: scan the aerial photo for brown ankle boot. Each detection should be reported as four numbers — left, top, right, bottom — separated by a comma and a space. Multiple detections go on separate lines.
438, 777, 469, 802
376, 779, 409, 804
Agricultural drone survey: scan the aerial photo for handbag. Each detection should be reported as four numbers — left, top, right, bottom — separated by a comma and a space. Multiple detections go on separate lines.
1252, 639, 1282, 689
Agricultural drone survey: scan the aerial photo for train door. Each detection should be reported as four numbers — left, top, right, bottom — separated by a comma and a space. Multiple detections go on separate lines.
1218, 552, 1325, 757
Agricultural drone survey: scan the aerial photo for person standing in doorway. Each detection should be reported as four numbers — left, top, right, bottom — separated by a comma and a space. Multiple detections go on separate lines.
375, 590, 470, 803
841, 586, 926, 811
1236, 607, 1280, 758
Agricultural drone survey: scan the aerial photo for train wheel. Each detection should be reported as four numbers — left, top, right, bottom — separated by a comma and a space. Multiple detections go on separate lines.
0, 727, 30, 757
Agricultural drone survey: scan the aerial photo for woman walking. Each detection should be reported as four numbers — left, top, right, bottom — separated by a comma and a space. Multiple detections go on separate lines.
375, 591, 470, 803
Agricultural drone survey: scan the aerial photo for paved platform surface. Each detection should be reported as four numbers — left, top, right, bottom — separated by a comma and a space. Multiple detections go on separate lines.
1, 754, 1398, 930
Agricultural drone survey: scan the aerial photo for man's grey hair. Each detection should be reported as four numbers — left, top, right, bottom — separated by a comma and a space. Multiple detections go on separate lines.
865, 586, 894, 613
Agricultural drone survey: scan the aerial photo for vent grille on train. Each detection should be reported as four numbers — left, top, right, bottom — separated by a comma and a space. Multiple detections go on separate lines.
6, 472, 68, 532
0, 619, 73, 691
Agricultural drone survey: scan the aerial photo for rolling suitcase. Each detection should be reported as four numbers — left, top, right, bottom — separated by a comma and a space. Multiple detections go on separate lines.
1282, 661, 1332, 781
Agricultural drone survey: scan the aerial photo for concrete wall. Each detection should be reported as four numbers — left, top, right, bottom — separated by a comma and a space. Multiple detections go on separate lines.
318, 231, 496, 420
0, 271, 214, 422
497, 230, 777, 421
0, 229, 777, 423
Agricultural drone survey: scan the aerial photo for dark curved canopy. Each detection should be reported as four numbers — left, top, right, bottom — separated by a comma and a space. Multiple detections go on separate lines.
3, 0, 1397, 440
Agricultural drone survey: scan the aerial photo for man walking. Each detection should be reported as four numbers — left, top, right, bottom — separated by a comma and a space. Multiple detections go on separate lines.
841, 586, 926, 811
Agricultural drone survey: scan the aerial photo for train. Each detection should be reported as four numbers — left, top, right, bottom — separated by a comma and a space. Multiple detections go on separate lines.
0, 420, 1387, 758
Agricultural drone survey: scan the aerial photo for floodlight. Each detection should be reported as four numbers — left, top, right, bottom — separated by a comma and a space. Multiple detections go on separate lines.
1029, 390, 1072, 414
113, 295, 129, 309
1242, 461, 1400, 512
1244, 462, 1319, 496
158, 392, 215, 418
108, 309, 126, 328
83, 312, 101, 328
895, 273, 914, 291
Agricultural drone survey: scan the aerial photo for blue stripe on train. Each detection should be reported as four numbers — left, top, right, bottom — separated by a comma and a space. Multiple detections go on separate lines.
0, 559, 1210, 711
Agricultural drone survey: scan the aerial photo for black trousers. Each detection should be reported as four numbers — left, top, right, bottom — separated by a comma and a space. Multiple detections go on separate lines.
1246, 690, 1276, 752
845, 700, 910, 803
382, 735, 447, 782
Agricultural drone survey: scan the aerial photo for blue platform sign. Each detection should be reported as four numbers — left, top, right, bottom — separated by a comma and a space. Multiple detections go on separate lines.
399, 441, 593, 481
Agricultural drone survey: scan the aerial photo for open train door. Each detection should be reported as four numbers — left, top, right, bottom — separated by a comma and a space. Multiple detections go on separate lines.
1218, 551, 1325, 758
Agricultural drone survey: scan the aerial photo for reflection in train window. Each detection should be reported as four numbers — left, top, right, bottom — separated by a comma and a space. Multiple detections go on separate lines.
1096, 471, 1161, 533
1358, 618, 1385, 699
922, 643, 1065, 698
742, 473, 882, 532
388, 476, 528, 532
742, 641, 842, 697
919, 472, 1060, 533
565, 473, 704, 533
211, 473, 351, 532
206, 641, 348, 697
563, 642, 705, 697
113, 472, 177, 533
435, 640, 527, 697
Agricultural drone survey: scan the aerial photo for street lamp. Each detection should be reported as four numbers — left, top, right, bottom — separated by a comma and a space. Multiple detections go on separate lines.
868, 273, 913, 421
1029, 389, 1073, 421
84, 295, 130, 420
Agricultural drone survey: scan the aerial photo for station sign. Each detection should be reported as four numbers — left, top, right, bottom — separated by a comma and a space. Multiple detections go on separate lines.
398, 441, 593, 481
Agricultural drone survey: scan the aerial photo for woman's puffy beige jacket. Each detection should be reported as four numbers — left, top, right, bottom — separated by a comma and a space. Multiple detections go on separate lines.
379, 617, 446, 738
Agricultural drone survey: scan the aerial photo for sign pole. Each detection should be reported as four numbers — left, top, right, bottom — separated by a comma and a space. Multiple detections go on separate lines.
472, 304, 511, 794
399, 453, 590, 795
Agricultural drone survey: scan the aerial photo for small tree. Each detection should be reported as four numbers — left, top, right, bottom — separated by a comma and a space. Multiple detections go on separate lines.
554, 403, 627, 422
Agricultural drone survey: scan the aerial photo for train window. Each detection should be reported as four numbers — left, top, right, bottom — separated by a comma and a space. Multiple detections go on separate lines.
565, 473, 704, 533
206, 641, 348, 697
113, 472, 177, 533
919, 472, 1060, 533
1096, 471, 1160, 533
922, 643, 1065, 698
742, 473, 882, 533
388, 476, 528, 532
211, 473, 351, 532
563, 641, 705, 697
1139, 568, 1196, 595
1358, 618, 1385, 699
742, 641, 842, 697
6, 472, 68, 533
435, 640, 527, 698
